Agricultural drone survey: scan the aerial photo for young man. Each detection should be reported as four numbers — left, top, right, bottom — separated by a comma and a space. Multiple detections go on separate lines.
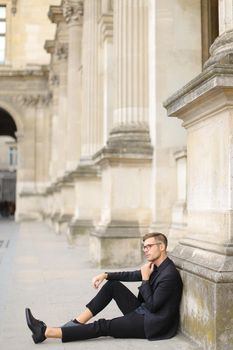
25, 232, 183, 344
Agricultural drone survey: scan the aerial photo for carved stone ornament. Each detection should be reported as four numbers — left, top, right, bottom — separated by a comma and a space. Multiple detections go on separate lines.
63, 0, 84, 25
50, 73, 60, 86
11, 0, 17, 15
56, 43, 68, 60
99, 14, 113, 42
48, 5, 64, 24
15, 93, 53, 107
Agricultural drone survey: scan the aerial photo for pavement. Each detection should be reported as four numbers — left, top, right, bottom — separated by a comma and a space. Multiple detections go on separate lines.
0, 220, 202, 350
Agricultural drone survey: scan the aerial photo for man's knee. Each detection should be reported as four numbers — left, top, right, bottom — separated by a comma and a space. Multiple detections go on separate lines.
105, 280, 122, 287
103, 280, 122, 293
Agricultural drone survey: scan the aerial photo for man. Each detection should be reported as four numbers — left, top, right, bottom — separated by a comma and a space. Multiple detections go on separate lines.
25, 232, 183, 344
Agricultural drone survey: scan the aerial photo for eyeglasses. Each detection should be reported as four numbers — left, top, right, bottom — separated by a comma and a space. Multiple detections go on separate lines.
142, 242, 161, 251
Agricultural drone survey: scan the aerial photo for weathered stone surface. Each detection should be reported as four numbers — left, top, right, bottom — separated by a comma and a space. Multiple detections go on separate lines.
90, 225, 142, 268
164, 59, 233, 350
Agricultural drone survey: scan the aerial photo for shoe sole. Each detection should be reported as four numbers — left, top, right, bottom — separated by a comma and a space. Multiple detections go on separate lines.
25, 308, 34, 333
32, 334, 42, 344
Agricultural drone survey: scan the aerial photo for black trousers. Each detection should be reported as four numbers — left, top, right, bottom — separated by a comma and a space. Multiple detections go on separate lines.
61, 280, 146, 342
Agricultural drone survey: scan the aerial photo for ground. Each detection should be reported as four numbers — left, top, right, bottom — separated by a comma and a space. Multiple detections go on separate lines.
0, 220, 202, 350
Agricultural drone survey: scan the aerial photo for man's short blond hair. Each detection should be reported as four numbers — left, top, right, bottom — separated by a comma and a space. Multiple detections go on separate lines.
142, 232, 168, 249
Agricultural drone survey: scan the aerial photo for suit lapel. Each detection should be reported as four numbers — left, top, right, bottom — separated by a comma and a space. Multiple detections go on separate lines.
150, 257, 171, 285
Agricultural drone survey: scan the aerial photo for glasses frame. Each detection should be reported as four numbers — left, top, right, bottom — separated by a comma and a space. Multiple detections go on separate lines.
142, 242, 161, 251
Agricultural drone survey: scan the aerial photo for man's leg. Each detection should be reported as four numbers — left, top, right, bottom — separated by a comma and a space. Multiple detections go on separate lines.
75, 308, 93, 324
61, 311, 146, 342
75, 280, 140, 323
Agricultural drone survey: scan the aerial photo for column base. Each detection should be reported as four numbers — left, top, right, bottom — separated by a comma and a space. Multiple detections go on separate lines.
104, 124, 153, 156
15, 193, 44, 222
50, 212, 60, 233
171, 242, 233, 350
67, 219, 94, 244
90, 221, 142, 268
56, 214, 73, 235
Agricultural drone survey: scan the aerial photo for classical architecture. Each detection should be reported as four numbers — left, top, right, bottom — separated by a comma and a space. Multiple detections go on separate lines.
0, 0, 232, 348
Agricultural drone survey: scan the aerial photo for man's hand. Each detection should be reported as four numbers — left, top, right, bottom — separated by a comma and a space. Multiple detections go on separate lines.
92, 272, 108, 289
141, 262, 154, 281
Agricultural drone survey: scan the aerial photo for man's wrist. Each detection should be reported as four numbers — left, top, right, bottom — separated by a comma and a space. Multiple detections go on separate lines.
104, 272, 108, 279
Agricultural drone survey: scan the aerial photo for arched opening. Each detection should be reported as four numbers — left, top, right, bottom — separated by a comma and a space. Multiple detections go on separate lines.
0, 108, 17, 219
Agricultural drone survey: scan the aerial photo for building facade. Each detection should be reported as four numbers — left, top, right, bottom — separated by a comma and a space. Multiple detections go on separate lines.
0, 1, 232, 348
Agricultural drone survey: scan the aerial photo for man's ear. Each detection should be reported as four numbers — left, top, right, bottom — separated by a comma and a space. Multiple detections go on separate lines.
160, 243, 166, 252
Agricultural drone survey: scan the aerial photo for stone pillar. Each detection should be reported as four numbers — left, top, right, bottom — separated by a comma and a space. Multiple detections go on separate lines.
63, 0, 83, 171
56, 42, 68, 178
168, 149, 187, 251
44, 39, 59, 185
47, 6, 71, 232
14, 101, 38, 221
219, 0, 233, 35
91, 0, 153, 268
98, 1, 114, 144
34, 97, 52, 194
164, 3, 233, 345
47, 6, 67, 183
15, 94, 51, 221
81, 0, 102, 159
204, 0, 233, 69
68, 0, 102, 239
111, 0, 149, 138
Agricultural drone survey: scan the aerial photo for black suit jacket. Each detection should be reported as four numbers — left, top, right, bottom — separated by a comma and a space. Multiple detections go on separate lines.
107, 257, 183, 340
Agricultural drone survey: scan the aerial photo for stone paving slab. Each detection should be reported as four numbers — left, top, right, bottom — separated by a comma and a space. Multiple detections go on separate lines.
0, 221, 202, 350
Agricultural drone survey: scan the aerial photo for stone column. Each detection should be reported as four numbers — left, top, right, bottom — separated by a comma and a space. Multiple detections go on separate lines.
204, 0, 233, 68
47, 6, 67, 183
47, 6, 71, 231
56, 42, 68, 178
98, 1, 114, 144
219, 0, 233, 35
15, 96, 49, 221
164, 2, 233, 346
91, 0, 153, 268
81, 0, 102, 159
67, 0, 102, 239
110, 0, 149, 144
63, 0, 83, 171
44, 38, 59, 186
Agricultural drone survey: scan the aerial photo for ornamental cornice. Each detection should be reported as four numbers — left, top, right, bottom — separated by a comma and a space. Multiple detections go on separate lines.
55, 43, 68, 60
62, 0, 84, 25
48, 5, 64, 24
0, 68, 49, 78
15, 93, 53, 107
44, 40, 55, 55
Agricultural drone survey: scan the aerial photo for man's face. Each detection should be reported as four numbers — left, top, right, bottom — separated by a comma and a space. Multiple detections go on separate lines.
143, 237, 164, 262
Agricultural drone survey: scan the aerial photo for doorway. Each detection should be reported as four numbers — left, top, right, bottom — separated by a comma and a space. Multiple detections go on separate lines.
0, 108, 17, 219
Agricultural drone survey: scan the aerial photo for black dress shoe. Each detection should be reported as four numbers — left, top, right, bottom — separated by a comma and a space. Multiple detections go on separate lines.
25, 308, 47, 344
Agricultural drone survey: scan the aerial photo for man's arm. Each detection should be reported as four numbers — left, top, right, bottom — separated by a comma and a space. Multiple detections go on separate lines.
92, 272, 108, 289
92, 270, 142, 289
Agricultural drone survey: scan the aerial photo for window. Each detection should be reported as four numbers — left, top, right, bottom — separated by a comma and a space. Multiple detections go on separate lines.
8, 146, 17, 167
0, 5, 6, 64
